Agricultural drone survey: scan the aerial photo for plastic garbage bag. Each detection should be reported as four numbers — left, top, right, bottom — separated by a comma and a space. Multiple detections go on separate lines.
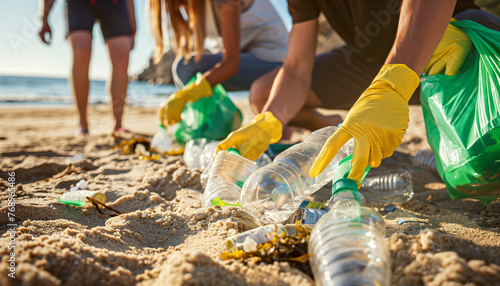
172, 73, 243, 146
420, 20, 500, 205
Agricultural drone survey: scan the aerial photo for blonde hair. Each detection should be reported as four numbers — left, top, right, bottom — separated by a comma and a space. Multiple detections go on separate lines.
150, 0, 206, 63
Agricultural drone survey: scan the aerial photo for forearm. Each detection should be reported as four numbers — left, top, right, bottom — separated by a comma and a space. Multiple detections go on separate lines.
203, 58, 239, 87
262, 65, 312, 125
385, 0, 457, 75
125, 0, 136, 33
40, 0, 55, 22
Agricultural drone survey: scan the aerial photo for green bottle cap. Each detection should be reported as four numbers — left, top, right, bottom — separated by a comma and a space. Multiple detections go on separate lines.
332, 178, 358, 195
227, 147, 241, 156
332, 178, 361, 204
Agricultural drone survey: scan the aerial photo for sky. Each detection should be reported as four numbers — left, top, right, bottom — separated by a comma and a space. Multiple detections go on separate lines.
0, 0, 291, 81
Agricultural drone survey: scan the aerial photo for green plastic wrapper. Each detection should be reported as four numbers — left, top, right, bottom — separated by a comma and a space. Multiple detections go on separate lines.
420, 20, 500, 205
172, 73, 243, 146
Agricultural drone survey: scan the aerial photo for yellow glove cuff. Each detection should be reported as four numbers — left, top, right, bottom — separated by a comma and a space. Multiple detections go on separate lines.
181, 76, 214, 102
251, 111, 283, 144
371, 64, 420, 102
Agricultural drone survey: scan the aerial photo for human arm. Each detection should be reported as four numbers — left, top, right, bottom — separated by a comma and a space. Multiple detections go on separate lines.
158, 1, 240, 125
125, 0, 136, 49
310, 0, 464, 185
215, 20, 318, 159
203, 0, 241, 87
261, 19, 318, 125
39, 0, 55, 44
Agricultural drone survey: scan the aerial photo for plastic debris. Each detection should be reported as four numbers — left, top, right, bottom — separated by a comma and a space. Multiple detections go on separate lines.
384, 204, 397, 212
220, 222, 312, 276
65, 153, 86, 164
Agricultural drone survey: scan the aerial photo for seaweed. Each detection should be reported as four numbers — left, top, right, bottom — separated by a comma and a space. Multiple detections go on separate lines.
220, 222, 313, 277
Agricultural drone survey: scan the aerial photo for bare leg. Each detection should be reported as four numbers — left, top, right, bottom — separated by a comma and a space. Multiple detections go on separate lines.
105, 36, 132, 131
249, 68, 342, 131
68, 31, 92, 133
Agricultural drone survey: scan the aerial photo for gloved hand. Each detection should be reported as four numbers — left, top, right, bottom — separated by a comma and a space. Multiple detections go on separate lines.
158, 76, 213, 126
424, 18, 471, 76
309, 64, 420, 186
216, 111, 282, 161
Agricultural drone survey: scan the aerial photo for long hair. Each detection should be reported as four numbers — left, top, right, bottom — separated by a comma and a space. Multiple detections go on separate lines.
149, 0, 206, 63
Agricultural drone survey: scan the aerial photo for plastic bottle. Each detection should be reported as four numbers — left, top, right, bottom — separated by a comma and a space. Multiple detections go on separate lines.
183, 138, 220, 170
240, 126, 354, 224
202, 149, 259, 207
309, 179, 391, 286
200, 150, 271, 189
59, 190, 106, 207
412, 149, 437, 172
225, 224, 288, 253
359, 169, 414, 203
151, 124, 172, 154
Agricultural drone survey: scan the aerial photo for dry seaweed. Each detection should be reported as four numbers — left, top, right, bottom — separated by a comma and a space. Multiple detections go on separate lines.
86, 196, 130, 217
221, 222, 313, 277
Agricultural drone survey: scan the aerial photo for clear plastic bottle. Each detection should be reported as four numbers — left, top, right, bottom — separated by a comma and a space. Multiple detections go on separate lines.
359, 169, 414, 203
309, 179, 391, 286
202, 150, 259, 207
412, 149, 437, 172
183, 139, 220, 170
150, 124, 172, 154
201, 151, 271, 188
240, 126, 354, 223
59, 190, 106, 207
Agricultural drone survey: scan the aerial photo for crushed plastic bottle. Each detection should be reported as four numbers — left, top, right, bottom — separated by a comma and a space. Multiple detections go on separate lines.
360, 169, 414, 203
59, 190, 106, 207
151, 124, 173, 154
226, 224, 288, 253
412, 149, 437, 172
183, 138, 220, 170
309, 178, 391, 286
202, 149, 259, 207
240, 126, 354, 223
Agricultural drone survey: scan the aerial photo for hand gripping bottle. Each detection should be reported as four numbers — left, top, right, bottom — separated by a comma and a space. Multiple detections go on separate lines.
240, 126, 354, 223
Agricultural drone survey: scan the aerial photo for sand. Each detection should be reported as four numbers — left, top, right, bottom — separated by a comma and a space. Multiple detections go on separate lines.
0, 102, 499, 286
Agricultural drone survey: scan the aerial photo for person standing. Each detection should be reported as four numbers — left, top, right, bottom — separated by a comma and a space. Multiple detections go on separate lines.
39, 0, 136, 135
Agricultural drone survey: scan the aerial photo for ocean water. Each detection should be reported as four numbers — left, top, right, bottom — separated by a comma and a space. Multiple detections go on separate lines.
0, 76, 249, 107
0, 75, 177, 107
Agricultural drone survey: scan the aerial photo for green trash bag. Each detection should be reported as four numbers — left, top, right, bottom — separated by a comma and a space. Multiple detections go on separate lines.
420, 20, 500, 205
172, 73, 243, 146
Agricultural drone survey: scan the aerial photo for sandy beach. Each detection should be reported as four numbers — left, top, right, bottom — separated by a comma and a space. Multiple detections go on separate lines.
0, 102, 499, 285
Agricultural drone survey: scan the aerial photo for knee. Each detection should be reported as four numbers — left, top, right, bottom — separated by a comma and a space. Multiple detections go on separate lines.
172, 57, 197, 88
72, 47, 91, 66
249, 76, 272, 114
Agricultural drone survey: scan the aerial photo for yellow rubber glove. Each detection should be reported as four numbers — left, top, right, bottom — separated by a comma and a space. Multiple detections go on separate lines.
424, 19, 471, 76
158, 76, 213, 126
216, 111, 282, 161
309, 64, 420, 187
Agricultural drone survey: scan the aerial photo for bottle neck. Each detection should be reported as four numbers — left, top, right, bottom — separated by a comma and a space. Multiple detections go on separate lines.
330, 190, 364, 209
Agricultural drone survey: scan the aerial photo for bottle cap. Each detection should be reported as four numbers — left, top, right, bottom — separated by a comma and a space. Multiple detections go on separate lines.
331, 178, 362, 204
332, 178, 358, 195
228, 147, 241, 156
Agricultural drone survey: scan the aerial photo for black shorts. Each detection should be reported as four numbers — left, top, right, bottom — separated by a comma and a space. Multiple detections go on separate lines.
311, 9, 500, 110
65, 0, 132, 40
